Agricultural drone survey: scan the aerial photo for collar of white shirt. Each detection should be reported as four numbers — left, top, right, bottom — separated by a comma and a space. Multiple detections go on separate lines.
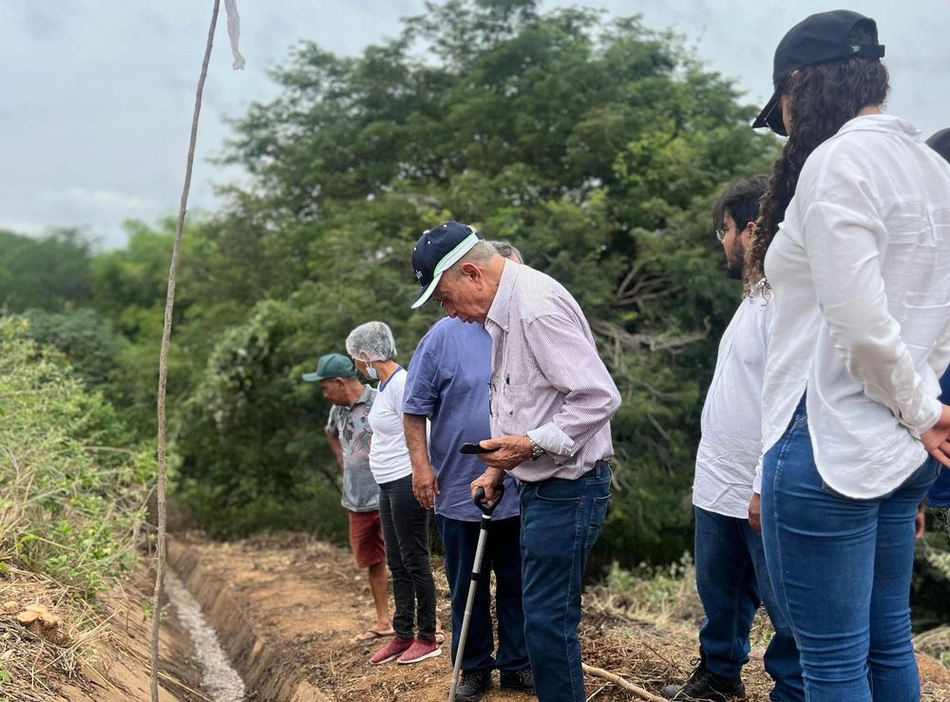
486, 260, 518, 331
837, 113, 919, 140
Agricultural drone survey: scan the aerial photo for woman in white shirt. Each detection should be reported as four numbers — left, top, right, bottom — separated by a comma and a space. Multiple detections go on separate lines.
749, 10, 950, 702
346, 321, 442, 666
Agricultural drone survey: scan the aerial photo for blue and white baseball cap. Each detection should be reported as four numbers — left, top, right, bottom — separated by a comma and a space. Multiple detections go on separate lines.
410, 221, 482, 309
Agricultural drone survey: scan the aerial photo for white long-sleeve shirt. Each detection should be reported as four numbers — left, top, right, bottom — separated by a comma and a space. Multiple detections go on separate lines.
761, 114, 950, 498
694, 283, 772, 518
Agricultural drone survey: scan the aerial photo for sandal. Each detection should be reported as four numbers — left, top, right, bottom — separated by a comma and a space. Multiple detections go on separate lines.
355, 628, 395, 641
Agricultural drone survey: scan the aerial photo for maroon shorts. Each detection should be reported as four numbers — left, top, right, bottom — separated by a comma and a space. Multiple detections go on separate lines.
348, 510, 386, 569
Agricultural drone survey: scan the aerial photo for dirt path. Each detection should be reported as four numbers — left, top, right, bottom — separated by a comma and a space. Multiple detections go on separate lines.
167, 534, 950, 702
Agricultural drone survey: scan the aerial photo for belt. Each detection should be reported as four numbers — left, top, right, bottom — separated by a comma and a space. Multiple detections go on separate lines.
581, 459, 611, 479
520, 459, 610, 486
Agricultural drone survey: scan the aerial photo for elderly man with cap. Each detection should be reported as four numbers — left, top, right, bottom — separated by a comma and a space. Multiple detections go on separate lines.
403, 239, 532, 702
304, 353, 392, 641
409, 221, 621, 702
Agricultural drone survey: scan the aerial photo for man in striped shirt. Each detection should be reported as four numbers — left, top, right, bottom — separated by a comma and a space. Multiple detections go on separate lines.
410, 221, 621, 702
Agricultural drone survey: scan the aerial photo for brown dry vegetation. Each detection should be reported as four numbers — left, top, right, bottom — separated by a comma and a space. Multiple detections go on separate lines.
0, 560, 203, 702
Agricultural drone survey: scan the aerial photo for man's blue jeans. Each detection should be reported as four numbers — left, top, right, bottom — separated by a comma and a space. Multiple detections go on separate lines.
436, 514, 529, 673
694, 507, 804, 702
761, 400, 939, 702
519, 461, 610, 702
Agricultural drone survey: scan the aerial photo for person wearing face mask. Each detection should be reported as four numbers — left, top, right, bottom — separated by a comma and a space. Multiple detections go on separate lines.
346, 321, 442, 666
751, 10, 950, 701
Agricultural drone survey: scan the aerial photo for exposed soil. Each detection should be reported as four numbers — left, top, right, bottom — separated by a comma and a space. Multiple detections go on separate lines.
168, 533, 527, 702
9, 534, 950, 701
166, 534, 950, 702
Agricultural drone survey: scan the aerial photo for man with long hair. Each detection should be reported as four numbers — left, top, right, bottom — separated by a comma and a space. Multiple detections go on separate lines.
663, 177, 803, 702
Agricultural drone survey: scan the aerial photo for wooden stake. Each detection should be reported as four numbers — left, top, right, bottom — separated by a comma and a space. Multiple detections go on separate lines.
150, 2, 221, 700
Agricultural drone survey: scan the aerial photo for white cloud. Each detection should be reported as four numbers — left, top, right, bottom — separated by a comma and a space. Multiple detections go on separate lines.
39, 187, 158, 215
0, 218, 47, 237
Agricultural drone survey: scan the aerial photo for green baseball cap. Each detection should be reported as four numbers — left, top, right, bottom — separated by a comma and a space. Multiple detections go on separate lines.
302, 353, 356, 382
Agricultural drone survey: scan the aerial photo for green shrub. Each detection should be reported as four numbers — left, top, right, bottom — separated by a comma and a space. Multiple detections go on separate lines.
171, 480, 348, 544
0, 317, 154, 597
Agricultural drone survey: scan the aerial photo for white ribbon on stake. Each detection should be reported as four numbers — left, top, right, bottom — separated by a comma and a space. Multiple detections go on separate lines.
224, 0, 246, 69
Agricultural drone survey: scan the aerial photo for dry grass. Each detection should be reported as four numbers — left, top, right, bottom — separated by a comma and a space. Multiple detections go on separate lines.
580, 559, 950, 702
0, 563, 104, 701
917, 626, 950, 670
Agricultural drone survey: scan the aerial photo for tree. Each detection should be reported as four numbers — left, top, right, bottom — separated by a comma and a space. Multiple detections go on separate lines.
0, 229, 94, 312
173, 0, 780, 560
23, 308, 126, 390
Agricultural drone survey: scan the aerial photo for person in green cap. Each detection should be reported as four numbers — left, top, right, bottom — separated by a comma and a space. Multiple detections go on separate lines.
304, 353, 393, 641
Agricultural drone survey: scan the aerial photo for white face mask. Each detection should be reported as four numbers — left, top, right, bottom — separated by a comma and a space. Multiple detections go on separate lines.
365, 362, 379, 381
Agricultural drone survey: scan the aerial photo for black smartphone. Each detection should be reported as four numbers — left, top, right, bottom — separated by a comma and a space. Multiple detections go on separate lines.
459, 442, 495, 454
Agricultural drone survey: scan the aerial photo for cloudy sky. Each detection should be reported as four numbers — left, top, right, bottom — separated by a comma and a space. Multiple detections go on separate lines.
2, 0, 948, 248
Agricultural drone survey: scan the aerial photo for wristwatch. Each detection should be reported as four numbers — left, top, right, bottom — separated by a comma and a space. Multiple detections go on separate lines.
527, 436, 546, 461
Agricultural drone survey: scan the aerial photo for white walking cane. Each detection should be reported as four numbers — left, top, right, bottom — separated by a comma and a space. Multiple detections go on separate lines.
447, 483, 505, 702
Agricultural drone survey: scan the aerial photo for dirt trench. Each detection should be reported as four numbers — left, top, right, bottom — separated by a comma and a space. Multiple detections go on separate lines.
168, 540, 329, 702
162, 533, 950, 702
11, 533, 950, 701
166, 534, 540, 702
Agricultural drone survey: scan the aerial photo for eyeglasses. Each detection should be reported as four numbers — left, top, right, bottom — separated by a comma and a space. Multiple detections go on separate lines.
716, 228, 727, 243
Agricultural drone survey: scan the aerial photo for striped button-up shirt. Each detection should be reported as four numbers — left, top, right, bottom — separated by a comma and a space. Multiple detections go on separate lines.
484, 261, 621, 482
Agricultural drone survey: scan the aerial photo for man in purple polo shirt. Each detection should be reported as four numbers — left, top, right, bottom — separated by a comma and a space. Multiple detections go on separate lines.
403, 239, 531, 702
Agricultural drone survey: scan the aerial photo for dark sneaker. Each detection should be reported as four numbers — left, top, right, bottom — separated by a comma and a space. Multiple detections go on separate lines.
455, 670, 493, 702
500, 666, 535, 693
661, 661, 745, 701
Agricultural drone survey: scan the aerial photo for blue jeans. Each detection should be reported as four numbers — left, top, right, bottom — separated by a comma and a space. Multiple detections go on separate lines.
927, 466, 950, 508
519, 461, 611, 702
694, 507, 804, 702
436, 515, 529, 672
761, 399, 939, 702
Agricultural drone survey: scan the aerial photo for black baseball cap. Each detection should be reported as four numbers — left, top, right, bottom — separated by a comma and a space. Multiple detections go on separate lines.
753, 10, 885, 136
410, 221, 483, 308
927, 128, 950, 163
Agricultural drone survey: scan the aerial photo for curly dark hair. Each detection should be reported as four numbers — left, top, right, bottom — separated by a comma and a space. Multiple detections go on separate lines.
744, 53, 890, 294
713, 175, 769, 234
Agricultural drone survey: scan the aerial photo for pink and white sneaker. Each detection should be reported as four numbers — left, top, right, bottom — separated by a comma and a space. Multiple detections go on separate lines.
369, 636, 413, 664
396, 638, 442, 664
